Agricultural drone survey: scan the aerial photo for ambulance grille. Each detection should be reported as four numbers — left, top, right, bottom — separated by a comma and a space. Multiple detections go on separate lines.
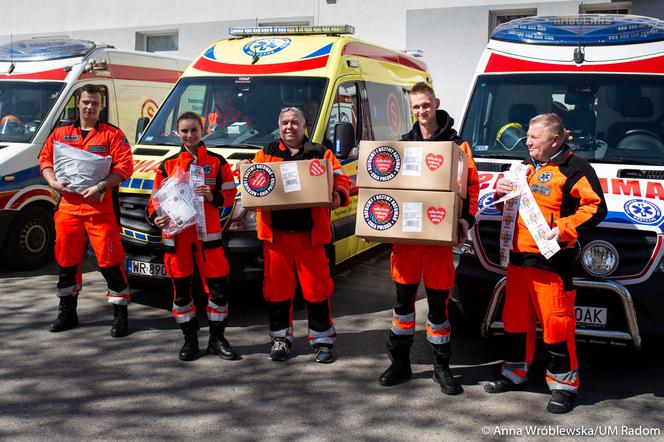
118, 194, 160, 236
618, 169, 664, 180
476, 162, 510, 172
475, 220, 657, 278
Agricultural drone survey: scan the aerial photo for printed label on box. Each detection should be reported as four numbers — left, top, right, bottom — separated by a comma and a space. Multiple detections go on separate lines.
280, 162, 301, 193
402, 202, 422, 232
402, 147, 422, 176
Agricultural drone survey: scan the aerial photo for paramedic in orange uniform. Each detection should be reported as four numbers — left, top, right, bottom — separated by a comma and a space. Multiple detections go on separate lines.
379, 82, 479, 395
207, 86, 251, 133
147, 112, 237, 361
39, 84, 133, 337
243, 107, 350, 364
485, 113, 606, 414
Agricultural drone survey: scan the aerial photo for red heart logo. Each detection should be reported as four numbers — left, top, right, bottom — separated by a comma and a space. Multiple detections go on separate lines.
427, 207, 446, 224
248, 171, 267, 189
373, 152, 395, 174
309, 159, 325, 176
371, 202, 393, 223
426, 153, 444, 171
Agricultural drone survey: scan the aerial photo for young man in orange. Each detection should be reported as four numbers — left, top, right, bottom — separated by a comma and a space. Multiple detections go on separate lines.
39, 84, 133, 337
148, 112, 237, 361
486, 113, 606, 414
244, 107, 350, 363
379, 83, 479, 395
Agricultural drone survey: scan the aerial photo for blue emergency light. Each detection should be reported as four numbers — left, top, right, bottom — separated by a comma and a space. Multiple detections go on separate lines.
0, 38, 97, 62
229, 25, 354, 37
491, 15, 664, 46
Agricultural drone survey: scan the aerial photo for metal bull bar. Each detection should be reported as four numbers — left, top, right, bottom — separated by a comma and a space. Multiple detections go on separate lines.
481, 277, 642, 350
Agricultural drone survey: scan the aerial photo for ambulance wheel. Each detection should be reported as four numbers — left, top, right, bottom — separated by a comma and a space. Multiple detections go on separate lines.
2, 205, 54, 270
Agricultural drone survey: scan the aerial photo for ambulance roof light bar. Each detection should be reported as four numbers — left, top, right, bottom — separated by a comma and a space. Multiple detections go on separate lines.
491, 14, 664, 46
229, 25, 355, 37
403, 49, 424, 58
0, 38, 97, 62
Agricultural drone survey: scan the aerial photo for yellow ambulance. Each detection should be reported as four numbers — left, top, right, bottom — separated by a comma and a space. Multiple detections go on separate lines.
119, 25, 430, 285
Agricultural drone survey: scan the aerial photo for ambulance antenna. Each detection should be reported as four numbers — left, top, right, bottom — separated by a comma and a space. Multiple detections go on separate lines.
8, 34, 15, 74
574, 9, 585, 64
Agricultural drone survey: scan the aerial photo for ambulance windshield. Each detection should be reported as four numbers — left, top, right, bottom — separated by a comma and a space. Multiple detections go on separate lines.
140, 76, 327, 148
461, 74, 664, 166
0, 81, 64, 143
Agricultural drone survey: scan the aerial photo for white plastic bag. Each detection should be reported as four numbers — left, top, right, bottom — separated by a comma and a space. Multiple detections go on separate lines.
152, 167, 206, 236
53, 141, 112, 194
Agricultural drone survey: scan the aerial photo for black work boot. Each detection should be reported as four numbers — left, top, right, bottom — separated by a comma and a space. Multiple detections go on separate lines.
431, 343, 463, 395
110, 304, 129, 338
179, 318, 200, 361
207, 320, 237, 360
379, 334, 413, 386
49, 296, 79, 332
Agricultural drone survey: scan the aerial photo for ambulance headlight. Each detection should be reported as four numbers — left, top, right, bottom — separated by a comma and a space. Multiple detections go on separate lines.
227, 198, 257, 232
580, 241, 619, 277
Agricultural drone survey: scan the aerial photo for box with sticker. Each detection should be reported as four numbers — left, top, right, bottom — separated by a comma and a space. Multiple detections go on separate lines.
356, 141, 468, 198
355, 188, 463, 246
240, 159, 333, 210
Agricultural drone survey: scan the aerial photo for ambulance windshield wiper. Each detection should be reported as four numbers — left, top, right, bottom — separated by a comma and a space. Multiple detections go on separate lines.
477, 153, 527, 160
212, 143, 262, 149
590, 158, 663, 166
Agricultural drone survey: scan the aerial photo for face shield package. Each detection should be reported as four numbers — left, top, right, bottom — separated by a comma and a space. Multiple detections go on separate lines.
151, 167, 206, 236
53, 141, 112, 193
496, 122, 527, 151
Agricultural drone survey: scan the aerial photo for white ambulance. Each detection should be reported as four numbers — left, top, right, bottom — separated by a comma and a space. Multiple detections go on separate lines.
454, 15, 664, 349
0, 38, 188, 270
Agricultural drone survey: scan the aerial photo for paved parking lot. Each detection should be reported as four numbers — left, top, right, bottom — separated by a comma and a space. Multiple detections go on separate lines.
1, 248, 663, 440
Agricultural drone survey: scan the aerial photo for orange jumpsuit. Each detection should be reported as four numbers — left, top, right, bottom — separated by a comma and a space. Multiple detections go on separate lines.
39, 121, 133, 304
389, 110, 479, 347
253, 139, 350, 346
498, 146, 606, 393
147, 143, 236, 324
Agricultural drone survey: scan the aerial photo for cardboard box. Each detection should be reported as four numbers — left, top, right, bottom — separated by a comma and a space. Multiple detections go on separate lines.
357, 140, 468, 198
240, 159, 333, 210
355, 188, 463, 246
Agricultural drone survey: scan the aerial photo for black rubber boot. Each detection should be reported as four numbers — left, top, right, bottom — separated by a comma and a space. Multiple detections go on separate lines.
547, 390, 576, 414
49, 296, 79, 332
431, 343, 463, 395
207, 320, 237, 360
179, 318, 200, 361
110, 304, 129, 338
379, 334, 413, 386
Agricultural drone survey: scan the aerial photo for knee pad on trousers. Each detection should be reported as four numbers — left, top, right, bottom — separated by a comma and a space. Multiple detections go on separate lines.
172, 276, 194, 307
545, 341, 571, 374
99, 265, 127, 293
57, 264, 78, 290
304, 299, 331, 332
546, 310, 574, 344
425, 288, 450, 324
206, 276, 230, 306
504, 332, 528, 362
268, 300, 292, 332
394, 283, 418, 315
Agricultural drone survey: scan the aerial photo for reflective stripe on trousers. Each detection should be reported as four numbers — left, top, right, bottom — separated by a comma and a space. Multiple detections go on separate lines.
308, 326, 336, 346
546, 369, 579, 393
391, 312, 415, 335
106, 287, 131, 305
501, 361, 529, 384
172, 301, 196, 324
206, 299, 228, 321
426, 319, 451, 345
270, 327, 294, 343
57, 284, 82, 297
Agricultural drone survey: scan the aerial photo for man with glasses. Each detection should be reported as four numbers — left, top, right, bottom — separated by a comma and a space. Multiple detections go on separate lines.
241, 107, 350, 363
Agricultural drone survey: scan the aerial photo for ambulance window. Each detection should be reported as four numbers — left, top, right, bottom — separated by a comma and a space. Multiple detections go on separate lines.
327, 82, 360, 145
59, 85, 109, 122
0, 81, 64, 143
364, 82, 411, 140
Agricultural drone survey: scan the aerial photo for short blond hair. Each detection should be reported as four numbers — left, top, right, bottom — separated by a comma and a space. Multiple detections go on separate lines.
530, 113, 565, 139
409, 82, 436, 99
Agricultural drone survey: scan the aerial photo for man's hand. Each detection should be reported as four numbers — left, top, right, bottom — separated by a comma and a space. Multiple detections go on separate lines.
546, 226, 560, 242
238, 159, 252, 165
194, 184, 213, 202
329, 191, 341, 210
154, 215, 171, 229
81, 184, 104, 202
456, 218, 470, 246
48, 178, 74, 194
495, 178, 513, 198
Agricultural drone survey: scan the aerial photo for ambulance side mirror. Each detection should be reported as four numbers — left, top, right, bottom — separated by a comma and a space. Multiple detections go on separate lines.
135, 116, 150, 142
333, 122, 355, 159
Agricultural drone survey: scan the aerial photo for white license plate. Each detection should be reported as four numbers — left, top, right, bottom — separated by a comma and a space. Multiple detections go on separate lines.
127, 260, 168, 278
575, 306, 607, 326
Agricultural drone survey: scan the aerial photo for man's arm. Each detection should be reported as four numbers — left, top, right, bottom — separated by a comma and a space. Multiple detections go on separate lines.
81, 130, 133, 201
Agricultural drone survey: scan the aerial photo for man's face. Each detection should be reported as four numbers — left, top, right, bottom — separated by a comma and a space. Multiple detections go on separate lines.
77, 91, 103, 122
409, 91, 440, 127
527, 122, 561, 162
214, 89, 232, 109
279, 110, 305, 148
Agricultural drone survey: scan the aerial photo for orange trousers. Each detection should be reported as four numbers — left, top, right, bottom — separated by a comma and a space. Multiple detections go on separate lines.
390, 244, 455, 290
501, 264, 579, 392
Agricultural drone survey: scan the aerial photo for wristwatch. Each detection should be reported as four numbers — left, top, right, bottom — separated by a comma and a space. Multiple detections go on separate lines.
96, 182, 106, 193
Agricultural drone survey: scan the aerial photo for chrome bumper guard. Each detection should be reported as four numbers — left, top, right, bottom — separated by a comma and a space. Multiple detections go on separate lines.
481, 277, 642, 350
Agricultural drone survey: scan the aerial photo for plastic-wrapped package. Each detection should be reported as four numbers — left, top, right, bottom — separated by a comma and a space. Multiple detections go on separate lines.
152, 166, 206, 236
53, 141, 112, 193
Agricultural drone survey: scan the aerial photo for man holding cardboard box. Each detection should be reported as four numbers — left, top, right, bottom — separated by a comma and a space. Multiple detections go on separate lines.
378, 83, 479, 395
242, 107, 350, 364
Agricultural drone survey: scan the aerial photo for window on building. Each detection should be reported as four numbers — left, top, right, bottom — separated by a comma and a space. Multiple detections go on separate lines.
580, 1, 631, 14
488, 8, 537, 36
136, 31, 178, 54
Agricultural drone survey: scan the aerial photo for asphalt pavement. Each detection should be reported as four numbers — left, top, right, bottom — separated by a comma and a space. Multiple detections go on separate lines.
1, 248, 663, 441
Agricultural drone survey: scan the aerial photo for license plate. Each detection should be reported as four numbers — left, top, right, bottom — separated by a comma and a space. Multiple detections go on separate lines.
127, 259, 168, 278
575, 306, 607, 327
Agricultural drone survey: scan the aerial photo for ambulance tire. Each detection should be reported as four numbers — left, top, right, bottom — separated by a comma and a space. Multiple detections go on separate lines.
2, 205, 55, 270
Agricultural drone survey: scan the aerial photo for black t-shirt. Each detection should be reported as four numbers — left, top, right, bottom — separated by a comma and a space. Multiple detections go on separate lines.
270, 144, 314, 232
